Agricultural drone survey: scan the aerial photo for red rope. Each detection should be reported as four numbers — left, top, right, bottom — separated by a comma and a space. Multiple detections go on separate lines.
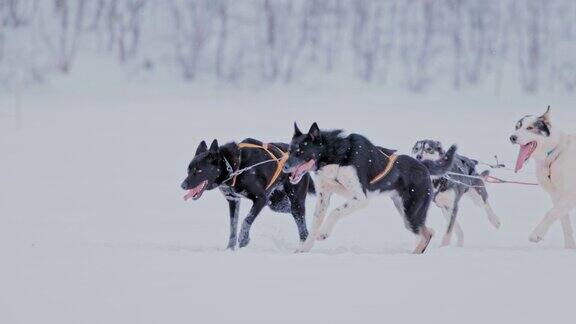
484, 175, 539, 186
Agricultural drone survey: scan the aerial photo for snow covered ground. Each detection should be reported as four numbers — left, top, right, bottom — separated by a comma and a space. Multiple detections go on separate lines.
2, 69, 576, 323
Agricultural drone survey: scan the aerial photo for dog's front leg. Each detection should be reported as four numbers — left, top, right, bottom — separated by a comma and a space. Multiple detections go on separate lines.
440, 207, 464, 247
226, 199, 240, 250
529, 205, 571, 243
296, 182, 332, 253
238, 198, 267, 248
317, 194, 368, 241
559, 215, 576, 249
442, 193, 462, 247
316, 166, 368, 240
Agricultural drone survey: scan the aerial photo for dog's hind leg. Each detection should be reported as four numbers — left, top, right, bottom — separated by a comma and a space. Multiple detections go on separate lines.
559, 215, 576, 249
470, 187, 501, 229
226, 199, 241, 249
238, 198, 267, 248
414, 226, 434, 254
395, 188, 434, 254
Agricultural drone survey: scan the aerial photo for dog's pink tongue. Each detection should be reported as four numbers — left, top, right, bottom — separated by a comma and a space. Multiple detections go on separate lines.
515, 143, 533, 173
183, 190, 196, 201
292, 160, 315, 179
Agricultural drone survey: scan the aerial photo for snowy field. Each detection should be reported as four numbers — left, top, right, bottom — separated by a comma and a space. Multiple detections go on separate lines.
2, 70, 576, 323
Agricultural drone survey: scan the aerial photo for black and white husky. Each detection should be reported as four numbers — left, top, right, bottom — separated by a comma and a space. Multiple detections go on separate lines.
412, 140, 501, 247
181, 139, 314, 249
510, 106, 576, 248
283, 123, 457, 254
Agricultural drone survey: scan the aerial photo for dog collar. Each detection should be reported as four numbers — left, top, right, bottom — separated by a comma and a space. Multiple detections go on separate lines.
546, 147, 560, 180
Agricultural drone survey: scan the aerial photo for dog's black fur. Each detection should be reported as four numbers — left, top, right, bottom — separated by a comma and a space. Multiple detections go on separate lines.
412, 140, 492, 237
284, 123, 456, 243
181, 139, 314, 249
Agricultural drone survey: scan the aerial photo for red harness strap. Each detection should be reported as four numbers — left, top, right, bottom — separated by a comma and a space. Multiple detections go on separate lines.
483, 175, 538, 186
369, 152, 398, 185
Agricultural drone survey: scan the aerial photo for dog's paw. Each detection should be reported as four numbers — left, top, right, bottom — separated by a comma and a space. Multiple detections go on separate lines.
238, 236, 250, 248
226, 238, 237, 250
491, 218, 502, 229
529, 233, 543, 243
316, 227, 331, 241
440, 235, 451, 247
295, 241, 313, 253
294, 247, 311, 253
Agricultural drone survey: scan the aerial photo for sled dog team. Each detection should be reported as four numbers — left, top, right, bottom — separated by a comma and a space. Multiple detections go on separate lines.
181, 107, 576, 253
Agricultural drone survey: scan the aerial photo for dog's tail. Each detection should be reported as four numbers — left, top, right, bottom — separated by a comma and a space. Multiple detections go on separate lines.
307, 175, 316, 195
420, 144, 458, 176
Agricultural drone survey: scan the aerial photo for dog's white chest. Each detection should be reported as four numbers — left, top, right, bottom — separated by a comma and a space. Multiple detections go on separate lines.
536, 164, 555, 192
535, 140, 576, 199
315, 165, 363, 197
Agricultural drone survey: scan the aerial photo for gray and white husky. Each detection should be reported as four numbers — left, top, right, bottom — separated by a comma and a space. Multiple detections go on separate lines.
412, 140, 501, 247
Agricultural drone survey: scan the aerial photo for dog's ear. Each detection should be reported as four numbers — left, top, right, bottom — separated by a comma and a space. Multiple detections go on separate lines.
195, 140, 208, 156
411, 142, 418, 152
308, 122, 320, 141
435, 141, 444, 154
539, 105, 551, 126
209, 139, 219, 153
293, 122, 303, 137
413, 140, 423, 150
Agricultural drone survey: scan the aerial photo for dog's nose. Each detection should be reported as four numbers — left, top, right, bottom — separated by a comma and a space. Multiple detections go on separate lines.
181, 180, 188, 190
416, 155, 422, 160
510, 135, 518, 144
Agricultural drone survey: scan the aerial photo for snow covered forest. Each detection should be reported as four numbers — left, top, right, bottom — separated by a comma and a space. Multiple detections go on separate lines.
1, 0, 576, 92
4, 2, 576, 323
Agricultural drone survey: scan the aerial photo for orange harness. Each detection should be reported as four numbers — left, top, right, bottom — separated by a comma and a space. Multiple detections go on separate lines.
231, 142, 289, 190
369, 150, 398, 185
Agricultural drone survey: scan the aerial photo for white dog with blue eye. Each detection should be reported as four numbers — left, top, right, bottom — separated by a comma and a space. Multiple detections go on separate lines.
510, 106, 576, 249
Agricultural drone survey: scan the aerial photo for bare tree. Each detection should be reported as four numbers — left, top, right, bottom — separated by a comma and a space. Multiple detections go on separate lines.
37, 0, 88, 73
1, 0, 576, 93
171, 0, 217, 80
105, 0, 147, 63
